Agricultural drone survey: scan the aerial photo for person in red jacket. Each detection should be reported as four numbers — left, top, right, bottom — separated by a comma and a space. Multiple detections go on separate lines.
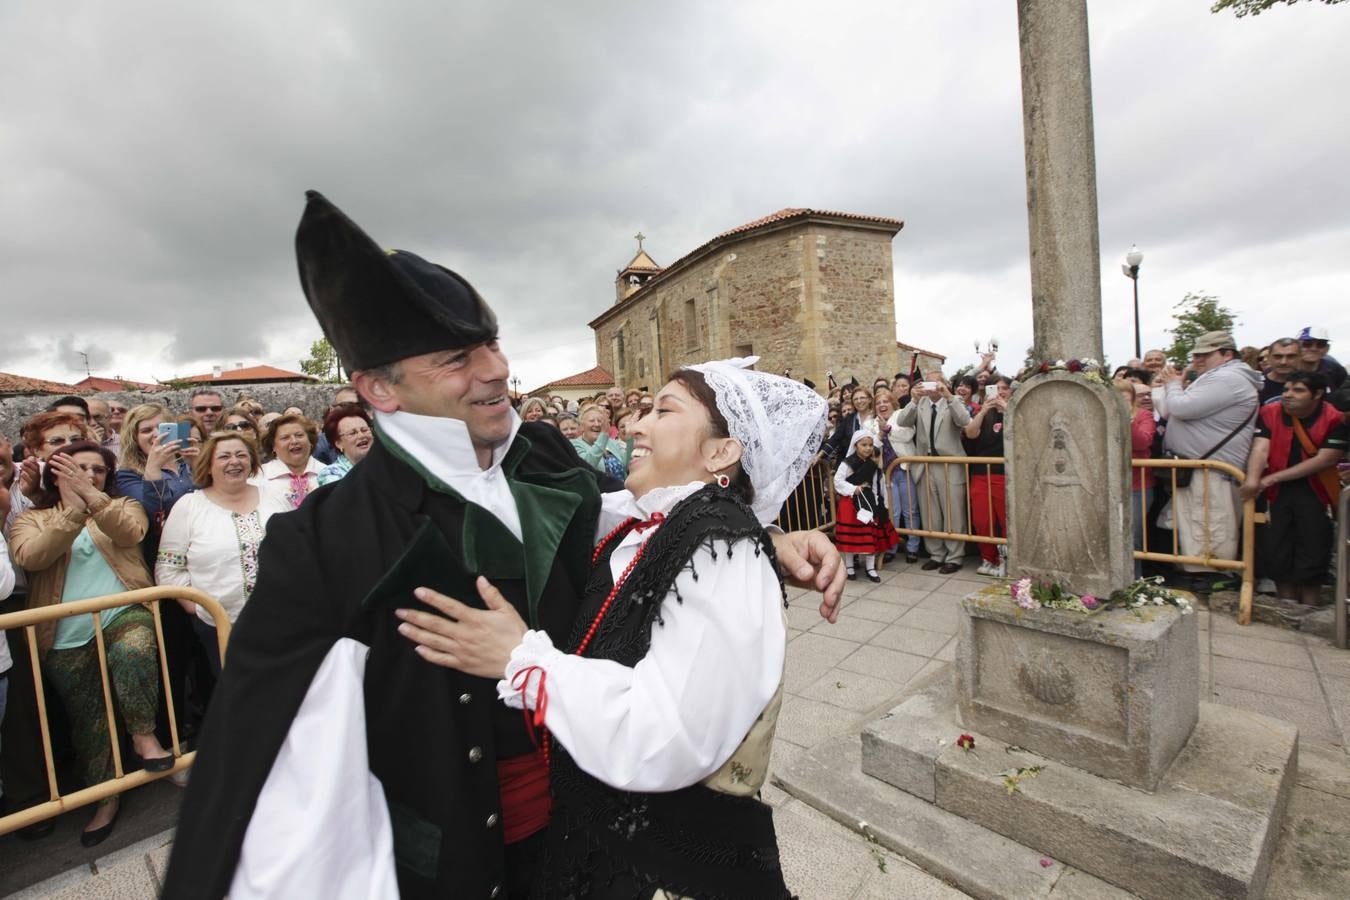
1242, 372, 1347, 606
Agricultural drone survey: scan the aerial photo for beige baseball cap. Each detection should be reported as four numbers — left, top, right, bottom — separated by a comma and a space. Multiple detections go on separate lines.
1191, 330, 1237, 354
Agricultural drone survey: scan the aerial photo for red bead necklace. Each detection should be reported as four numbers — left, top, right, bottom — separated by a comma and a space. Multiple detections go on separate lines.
512, 512, 665, 767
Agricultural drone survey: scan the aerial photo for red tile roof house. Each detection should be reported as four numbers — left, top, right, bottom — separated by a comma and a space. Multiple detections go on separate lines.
527, 366, 616, 404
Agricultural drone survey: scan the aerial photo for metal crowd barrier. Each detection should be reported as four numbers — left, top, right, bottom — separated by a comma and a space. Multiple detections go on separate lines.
0, 586, 231, 836
775, 458, 837, 533
879, 456, 1262, 625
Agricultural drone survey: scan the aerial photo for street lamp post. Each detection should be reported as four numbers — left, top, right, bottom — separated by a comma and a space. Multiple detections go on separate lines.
1121, 245, 1144, 359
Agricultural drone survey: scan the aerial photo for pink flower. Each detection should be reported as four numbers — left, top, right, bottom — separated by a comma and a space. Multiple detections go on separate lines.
957, 733, 976, 751
1080, 594, 1098, 609
1040, 858, 1053, 868
1013, 578, 1039, 610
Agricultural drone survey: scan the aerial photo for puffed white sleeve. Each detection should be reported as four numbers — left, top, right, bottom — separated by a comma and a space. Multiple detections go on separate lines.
833, 462, 857, 496
498, 538, 785, 792
595, 489, 638, 543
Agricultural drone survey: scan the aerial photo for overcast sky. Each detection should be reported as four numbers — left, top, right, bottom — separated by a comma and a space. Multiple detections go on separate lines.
3, 1, 1346, 392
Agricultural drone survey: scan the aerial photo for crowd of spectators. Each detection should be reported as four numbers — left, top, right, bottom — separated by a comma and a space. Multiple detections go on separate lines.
0, 385, 370, 845
0, 324, 1346, 847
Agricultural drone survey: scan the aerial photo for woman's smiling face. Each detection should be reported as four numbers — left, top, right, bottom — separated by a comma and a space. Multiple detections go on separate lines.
211, 438, 254, 486
624, 380, 722, 499
274, 423, 312, 467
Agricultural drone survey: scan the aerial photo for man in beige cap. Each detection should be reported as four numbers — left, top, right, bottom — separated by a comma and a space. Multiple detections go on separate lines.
1156, 330, 1261, 589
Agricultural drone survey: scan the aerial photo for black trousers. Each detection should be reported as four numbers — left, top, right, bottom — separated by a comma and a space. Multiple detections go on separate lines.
1263, 483, 1334, 584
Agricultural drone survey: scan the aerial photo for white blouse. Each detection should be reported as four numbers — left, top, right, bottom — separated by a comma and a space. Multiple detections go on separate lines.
257, 458, 326, 510
155, 490, 290, 624
497, 482, 786, 793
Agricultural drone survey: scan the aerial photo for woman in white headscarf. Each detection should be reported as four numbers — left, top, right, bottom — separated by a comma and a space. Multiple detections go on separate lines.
398, 358, 823, 900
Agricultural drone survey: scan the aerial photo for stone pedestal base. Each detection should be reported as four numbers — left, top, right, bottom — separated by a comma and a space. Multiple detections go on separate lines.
778, 667, 1298, 900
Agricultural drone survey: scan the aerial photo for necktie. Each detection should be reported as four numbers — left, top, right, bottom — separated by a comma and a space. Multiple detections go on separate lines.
929, 401, 939, 456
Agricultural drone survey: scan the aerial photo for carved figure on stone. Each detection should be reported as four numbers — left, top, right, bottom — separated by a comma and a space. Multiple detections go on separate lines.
1023, 410, 1101, 577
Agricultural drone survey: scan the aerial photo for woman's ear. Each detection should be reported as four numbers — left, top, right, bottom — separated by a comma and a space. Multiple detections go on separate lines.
703, 436, 743, 474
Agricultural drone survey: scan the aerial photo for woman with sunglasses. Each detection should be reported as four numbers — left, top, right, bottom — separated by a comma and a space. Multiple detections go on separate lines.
220, 405, 262, 439
10, 441, 173, 847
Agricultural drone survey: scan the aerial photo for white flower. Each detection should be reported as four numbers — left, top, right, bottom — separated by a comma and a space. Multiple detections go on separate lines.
1154, 597, 1165, 606
1181, 606, 1194, 615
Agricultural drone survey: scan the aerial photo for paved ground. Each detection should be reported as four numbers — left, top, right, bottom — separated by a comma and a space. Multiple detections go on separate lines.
5, 554, 1346, 898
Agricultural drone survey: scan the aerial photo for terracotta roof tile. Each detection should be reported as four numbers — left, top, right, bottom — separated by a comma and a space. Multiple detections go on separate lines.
532, 365, 615, 391
179, 365, 318, 383
0, 371, 86, 395
74, 375, 158, 392
896, 340, 947, 362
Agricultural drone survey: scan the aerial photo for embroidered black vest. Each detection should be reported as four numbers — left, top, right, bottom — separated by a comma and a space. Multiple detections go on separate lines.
536, 485, 792, 900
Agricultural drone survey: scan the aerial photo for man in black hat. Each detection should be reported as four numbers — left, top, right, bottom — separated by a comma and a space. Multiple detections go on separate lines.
162, 192, 842, 899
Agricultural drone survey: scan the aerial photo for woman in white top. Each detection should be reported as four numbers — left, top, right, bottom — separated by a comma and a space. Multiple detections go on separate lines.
156, 433, 289, 675
398, 358, 824, 899
257, 413, 324, 509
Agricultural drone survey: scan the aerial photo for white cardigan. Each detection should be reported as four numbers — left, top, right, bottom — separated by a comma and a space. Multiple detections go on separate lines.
155, 490, 290, 624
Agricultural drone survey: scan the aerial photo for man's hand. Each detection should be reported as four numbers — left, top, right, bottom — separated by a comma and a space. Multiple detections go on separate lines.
396, 577, 527, 679
1156, 366, 1182, 386
772, 530, 845, 623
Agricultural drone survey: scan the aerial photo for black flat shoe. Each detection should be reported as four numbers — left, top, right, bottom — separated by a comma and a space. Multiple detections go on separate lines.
17, 819, 55, 840
906, 553, 920, 564
867, 572, 881, 583
846, 570, 858, 581
938, 563, 961, 575
138, 753, 175, 773
882, 552, 896, 564
80, 803, 121, 848
922, 560, 942, 571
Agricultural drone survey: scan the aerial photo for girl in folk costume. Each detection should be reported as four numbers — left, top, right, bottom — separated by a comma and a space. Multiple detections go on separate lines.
399, 357, 825, 899
833, 430, 900, 583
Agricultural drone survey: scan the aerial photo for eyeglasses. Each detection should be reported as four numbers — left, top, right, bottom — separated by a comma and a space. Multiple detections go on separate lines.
193, 405, 224, 413
1301, 340, 1329, 349
338, 427, 373, 440
44, 436, 77, 447
76, 464, 109, 476
109, 406, 127, 414
222, 422, 256, 431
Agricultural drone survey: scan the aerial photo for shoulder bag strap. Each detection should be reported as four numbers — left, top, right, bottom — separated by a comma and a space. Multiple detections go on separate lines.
1290, 415, 1342, 506
1197, 400, 1258, 461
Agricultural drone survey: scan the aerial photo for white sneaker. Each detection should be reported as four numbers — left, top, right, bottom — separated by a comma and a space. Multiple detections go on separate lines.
993, 563, 1008, 578
976, 561, 996, 576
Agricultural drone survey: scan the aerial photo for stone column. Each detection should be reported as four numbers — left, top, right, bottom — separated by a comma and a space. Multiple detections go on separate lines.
1018, 0, 1104, 363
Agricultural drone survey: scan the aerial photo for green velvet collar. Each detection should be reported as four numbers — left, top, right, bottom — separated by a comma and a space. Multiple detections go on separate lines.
373, 423, 596, 625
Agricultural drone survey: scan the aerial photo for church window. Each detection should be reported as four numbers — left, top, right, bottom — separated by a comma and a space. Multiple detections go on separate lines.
684, 299, 699, 350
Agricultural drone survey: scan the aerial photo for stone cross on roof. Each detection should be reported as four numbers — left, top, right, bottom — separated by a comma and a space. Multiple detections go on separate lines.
634, 231, 646, 252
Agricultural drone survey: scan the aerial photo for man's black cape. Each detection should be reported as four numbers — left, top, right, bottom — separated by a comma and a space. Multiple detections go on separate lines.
161, 422, 609, 899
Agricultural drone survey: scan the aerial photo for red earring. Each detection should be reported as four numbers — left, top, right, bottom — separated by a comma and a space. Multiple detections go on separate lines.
716, 474, 730, 488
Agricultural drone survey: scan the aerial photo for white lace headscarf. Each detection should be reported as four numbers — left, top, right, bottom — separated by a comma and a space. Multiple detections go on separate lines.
686, 356, 828, 525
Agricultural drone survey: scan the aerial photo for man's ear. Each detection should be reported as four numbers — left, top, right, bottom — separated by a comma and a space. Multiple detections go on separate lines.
703, 436, 743, 475
352, 371, 400, 414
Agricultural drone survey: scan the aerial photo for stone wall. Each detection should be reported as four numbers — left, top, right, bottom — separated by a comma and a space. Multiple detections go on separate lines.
0, 382, 350, 443
593, 221, 900, 392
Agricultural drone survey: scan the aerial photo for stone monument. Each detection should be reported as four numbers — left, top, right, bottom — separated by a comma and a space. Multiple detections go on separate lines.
774, 2, 1298, 898
1004, 372, 1133, 597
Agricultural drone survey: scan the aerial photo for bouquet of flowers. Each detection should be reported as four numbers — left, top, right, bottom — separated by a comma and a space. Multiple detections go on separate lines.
1010, 575, 1193, 617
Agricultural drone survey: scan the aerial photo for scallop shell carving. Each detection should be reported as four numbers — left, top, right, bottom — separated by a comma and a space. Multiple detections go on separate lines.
1017, 650, 1076, 705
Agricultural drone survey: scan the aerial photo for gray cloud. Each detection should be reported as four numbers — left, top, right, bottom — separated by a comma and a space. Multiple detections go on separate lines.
2, 1, 1347, 389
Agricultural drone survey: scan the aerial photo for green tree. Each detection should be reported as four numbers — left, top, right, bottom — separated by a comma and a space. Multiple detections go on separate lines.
1211, 0, 1345, 18
299, 337, 343, 382
1165, 292, 1239, 368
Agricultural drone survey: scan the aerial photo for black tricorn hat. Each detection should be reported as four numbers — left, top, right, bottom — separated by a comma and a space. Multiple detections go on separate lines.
295, 190, 498, 372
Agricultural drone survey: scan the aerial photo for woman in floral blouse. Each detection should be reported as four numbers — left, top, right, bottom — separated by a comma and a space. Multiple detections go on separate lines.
155, 433, 289, 675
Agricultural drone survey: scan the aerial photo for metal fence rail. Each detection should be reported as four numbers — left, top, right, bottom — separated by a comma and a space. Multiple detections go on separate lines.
775, 459, 837, 533
879, 455, 1262, 625
0, 586, 231, 836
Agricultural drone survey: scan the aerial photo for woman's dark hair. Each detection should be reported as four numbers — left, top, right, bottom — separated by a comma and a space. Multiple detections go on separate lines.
322, 403, 373, 451
956, 375, 979, 395
996, 375, 1014, 388
35, 441, 118, 509
667, 369, 755, 507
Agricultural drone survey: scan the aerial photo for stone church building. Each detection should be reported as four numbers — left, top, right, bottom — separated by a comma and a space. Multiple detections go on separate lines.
589, 208, 904, 391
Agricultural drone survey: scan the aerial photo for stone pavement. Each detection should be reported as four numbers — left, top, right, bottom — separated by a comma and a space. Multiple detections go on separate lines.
10, 554, 1347, 898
